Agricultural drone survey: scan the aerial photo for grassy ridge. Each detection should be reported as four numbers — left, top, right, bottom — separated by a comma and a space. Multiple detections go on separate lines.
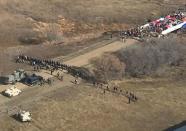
0, 0, 185, 47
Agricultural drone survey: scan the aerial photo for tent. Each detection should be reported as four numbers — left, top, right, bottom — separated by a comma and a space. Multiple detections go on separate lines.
161, 22, 186, 35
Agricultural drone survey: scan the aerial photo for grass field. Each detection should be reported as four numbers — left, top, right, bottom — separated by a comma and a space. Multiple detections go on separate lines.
0, 77, 185, 131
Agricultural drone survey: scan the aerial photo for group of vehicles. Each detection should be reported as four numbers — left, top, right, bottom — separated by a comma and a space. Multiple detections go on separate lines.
1, 86, 32, 122
0, 69, 25, 84
1, 70, 43, 97
0, 69, 43, 86
0, 69, 44, 122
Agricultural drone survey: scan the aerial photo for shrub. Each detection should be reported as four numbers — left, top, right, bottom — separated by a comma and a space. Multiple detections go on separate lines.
92, 53, 126, 82
117, 38, 186, 77
18, 32, 43, 45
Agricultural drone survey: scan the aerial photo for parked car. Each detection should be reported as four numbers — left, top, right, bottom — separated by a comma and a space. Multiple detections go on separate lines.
22, 74, 44, 86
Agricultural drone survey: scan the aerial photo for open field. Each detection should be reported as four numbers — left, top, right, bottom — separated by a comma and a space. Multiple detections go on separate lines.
0, 77, 185, 131
0, 38, 185, 131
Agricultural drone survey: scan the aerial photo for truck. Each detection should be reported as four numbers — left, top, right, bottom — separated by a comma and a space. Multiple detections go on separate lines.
22, 74, 44, 86
0, 69, 26, 84
2, 86, 22, 97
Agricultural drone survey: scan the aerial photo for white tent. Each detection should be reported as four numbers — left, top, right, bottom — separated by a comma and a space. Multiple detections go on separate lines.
161, 22, 186, 35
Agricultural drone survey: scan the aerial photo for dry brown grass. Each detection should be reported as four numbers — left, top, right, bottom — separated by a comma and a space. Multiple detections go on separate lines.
0, 1, 186, 130
0, 77, 186, 131
0, 0, 185, 47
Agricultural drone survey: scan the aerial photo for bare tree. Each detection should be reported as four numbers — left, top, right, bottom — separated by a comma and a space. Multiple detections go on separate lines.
117, 38, 186, 77
92, 53, 126, 82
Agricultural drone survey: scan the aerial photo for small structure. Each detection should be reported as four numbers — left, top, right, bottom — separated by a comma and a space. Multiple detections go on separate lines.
15, 110, 32, 122
2, 86, 22, 97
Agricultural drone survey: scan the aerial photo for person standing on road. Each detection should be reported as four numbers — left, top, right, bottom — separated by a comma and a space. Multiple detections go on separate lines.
51, 69, 54, 75
106, 85, 109, 91
103, 89, 106, 95
74, 79, 78, 84
128, 96, 131, 104
47, 78, 52, 86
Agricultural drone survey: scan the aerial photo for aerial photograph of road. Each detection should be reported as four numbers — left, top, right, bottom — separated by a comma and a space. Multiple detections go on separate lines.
0, 0, 186, 131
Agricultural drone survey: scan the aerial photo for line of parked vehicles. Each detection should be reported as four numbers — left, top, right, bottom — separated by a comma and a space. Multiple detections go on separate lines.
0, 69, 44, 97
0, 69, 44, 86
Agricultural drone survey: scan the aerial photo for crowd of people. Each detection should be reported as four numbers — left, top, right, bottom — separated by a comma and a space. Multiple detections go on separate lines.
16, 55, 94, 83
146, 11, 185, 33
15, 55, 138, 104
16, 55, 70, 71
93, 82, 138, 104
120, 11, 185, 40
37, 77, 53, 87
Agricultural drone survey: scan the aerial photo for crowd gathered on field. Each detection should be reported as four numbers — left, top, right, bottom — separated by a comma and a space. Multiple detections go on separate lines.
16, 55, 138, 104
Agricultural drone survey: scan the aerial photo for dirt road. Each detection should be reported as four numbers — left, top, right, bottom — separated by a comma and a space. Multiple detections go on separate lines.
0, 72, 75, 114
0, 39, 135, 111
0, 38, 137, 131
64, 39, 135, 66
1, 38, 185, 131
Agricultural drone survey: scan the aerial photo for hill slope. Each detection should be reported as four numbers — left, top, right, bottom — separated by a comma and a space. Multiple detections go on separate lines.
0, 0, 185, 47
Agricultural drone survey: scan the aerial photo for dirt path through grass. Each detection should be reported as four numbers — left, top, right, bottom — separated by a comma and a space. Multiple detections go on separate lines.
64, 39, 136, 66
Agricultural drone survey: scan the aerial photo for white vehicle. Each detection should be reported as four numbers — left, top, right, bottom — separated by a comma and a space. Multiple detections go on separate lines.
2, 86, 22, 97
16, 111, 32, 122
